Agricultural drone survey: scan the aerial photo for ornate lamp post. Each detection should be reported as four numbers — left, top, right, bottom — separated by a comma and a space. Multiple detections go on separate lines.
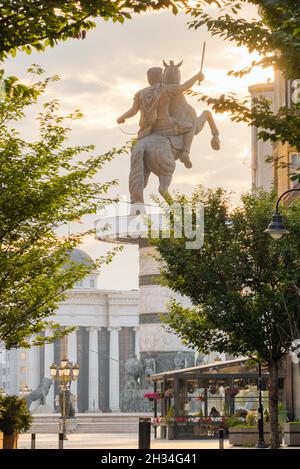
264, 189, 300, 239
50, 357, 79, 438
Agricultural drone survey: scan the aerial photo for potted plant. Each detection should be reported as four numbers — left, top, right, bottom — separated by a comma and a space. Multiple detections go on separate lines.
225, 387, 239, 397
208, 385, 218, 395
164, 388, 174, 399
229, 409, 282, 446
0, 395, 32, 449
284, 421, 300, 446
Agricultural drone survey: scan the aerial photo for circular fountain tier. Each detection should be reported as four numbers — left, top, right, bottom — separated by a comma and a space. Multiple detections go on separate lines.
95, 212, 165, 245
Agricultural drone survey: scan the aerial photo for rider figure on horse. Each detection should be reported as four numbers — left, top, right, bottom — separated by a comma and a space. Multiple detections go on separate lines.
117, 66, 204, 168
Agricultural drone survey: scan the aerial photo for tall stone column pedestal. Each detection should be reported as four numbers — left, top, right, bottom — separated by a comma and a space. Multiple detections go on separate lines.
95, 210, 195, 378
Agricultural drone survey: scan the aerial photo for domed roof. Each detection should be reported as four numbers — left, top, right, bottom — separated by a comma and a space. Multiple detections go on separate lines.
69, 248, 93, 266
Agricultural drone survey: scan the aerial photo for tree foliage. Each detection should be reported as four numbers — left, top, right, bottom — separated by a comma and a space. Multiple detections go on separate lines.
188, 1, 300, 79
155, 187, 300, 446
0, 67, 124, 349
186, 1, 300, 152
0, 0, 187, 62
157, 188, 300, 361
0, 394, 32, 434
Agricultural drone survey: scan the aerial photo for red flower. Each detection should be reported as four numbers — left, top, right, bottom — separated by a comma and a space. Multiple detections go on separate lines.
144, 392, 161, 401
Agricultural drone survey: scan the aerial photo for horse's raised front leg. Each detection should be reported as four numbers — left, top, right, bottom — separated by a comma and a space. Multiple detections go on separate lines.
144, 169, 150, 189
196, 110, 220, 151
158, 175, 174, 205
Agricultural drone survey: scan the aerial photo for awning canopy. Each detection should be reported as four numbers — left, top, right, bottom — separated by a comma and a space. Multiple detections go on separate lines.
149, 357, 269, 382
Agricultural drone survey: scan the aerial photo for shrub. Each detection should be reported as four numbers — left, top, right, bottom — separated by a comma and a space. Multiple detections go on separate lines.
246, 411, 257, 427
0, 395, 32, 434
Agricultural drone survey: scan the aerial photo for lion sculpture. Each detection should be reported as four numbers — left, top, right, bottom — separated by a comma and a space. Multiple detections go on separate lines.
24, 377, 52, 409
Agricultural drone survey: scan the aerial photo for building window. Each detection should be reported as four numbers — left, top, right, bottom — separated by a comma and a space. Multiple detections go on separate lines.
75, 280, 83, 288
20, 352, 26, 360
90, 279, 95, 289
20, 367, 26, 374
290, 152, 300, 188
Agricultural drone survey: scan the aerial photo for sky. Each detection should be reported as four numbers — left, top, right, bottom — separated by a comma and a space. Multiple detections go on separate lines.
4, 6, 273, 290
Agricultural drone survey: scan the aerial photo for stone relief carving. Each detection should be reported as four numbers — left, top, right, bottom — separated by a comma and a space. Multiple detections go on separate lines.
139, 324, 184, 352
143, 353, 157, 377
125, 352, 143, 387
120, 353, 153, 412
174, 351, 187, 370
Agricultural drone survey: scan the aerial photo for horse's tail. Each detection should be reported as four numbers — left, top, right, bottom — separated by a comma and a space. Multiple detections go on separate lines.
129, 142, 145, 206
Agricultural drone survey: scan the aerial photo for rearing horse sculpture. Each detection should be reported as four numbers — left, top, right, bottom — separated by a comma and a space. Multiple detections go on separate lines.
128, 61, 220, 209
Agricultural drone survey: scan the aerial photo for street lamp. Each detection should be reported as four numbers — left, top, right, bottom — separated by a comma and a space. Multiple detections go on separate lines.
19, 383, 31, 396
50, 357, 79, 438
264, 189, 300, 239
256, 363, 267, 449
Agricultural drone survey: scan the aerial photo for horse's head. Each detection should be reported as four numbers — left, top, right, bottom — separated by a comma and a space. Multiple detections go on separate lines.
163, 59, 183, 85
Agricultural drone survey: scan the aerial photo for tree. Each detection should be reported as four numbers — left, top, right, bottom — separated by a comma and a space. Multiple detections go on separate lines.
0, 0, 188, 348
0, 0, 187, 62
185, 1, 300, 152
154, 187, 300, 448
0, 66, 123, 349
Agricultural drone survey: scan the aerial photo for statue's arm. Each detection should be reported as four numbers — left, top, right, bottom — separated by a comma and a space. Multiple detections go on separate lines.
170, 71, 204, 95
117, 94, 140, 124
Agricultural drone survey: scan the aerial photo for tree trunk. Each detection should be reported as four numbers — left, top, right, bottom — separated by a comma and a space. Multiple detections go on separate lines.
268, 360, 280, 448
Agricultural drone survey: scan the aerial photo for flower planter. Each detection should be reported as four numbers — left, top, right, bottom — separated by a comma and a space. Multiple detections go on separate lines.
284, 423, 300, 446
3, 432, 18, 449
229, 425, 282, 447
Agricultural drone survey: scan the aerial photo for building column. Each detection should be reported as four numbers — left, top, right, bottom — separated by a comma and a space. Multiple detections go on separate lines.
8, 348, 19, 395
87, 327, 99, 412
44, 332, 54, 411
108, 327, 121, 412
27, 346, 40, 391
134, 326, 140, 360
68, 329, 78, 411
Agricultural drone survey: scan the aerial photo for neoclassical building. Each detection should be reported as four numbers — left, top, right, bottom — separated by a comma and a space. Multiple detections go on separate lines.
8, 249, 140, 412
7, 248, 202, 413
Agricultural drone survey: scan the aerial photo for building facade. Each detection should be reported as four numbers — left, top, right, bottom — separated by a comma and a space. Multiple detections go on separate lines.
8, 249, 140, 412
249, 74, 300, 420
0, 348, 9, 393
249, 74, 300, 198
8, 248, 210, 413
